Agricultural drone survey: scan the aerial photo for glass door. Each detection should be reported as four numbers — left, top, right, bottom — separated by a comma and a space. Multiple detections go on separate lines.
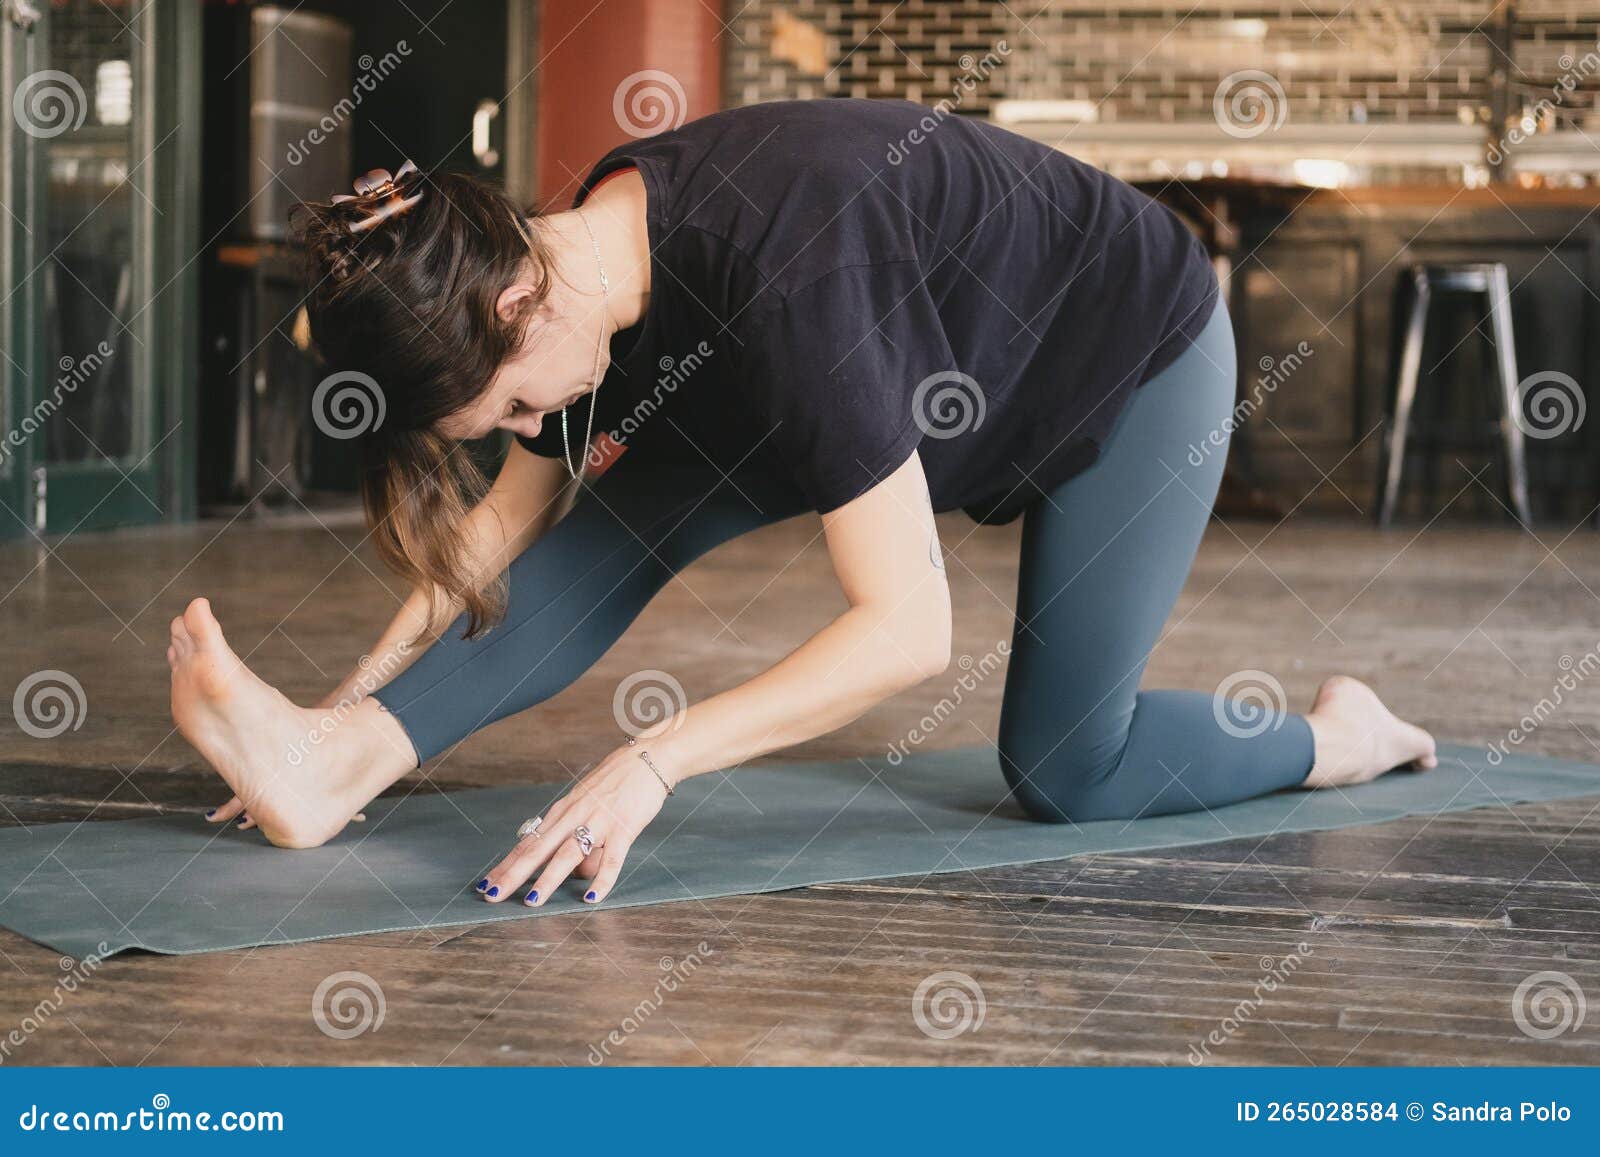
2, 0, 195, 537
0, 1, 37, 530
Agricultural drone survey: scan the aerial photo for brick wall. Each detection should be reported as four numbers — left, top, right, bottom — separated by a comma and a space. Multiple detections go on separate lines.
726, 0, 1008, 111
724, 2, 1600, 131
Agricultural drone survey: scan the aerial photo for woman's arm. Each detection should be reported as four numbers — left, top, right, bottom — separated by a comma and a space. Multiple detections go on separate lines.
478, 451, 954, 905
647, 449, 952, 776
319, 440, 575, 708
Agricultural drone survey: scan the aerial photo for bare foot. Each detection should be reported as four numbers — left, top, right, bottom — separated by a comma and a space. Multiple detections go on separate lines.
1302, 675, 1438, 789
167, 597, 412, 848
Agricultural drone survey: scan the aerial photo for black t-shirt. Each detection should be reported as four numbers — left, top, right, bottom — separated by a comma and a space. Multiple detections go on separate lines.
519, 98, 1219, 524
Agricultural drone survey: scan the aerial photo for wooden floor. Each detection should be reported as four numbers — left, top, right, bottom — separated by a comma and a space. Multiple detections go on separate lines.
1, 506, 1599, 1065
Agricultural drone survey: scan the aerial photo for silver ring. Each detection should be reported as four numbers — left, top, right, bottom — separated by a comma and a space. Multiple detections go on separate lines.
573, 824, 597, 856
516, 816, 543, 840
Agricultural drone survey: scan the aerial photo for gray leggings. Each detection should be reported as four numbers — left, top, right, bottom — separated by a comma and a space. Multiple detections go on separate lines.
371, 295, 1315, 822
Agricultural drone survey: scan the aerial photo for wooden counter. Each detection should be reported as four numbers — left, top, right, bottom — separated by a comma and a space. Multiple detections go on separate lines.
1302, 184, 1600, 209
1143, 179, 1600, 522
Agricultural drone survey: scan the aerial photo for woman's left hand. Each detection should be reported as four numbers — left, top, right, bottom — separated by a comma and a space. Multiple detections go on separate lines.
474, 742, 671, 906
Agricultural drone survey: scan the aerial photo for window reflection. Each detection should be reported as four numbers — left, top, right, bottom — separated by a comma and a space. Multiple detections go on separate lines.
43, 0, 137, 465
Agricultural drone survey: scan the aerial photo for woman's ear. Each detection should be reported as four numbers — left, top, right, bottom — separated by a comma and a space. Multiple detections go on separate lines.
495, 281, 541, 326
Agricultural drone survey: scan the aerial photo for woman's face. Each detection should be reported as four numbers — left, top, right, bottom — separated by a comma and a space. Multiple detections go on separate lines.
435, 282, 609, 444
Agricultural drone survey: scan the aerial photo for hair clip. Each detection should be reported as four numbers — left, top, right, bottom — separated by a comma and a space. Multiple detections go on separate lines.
331, 159, 425, 235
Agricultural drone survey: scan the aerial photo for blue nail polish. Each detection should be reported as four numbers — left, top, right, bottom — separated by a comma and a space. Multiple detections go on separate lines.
205, 808, 216, 818
475, 878, 489, 892
524, 890, 539, 905
585, 890, 598, 902
487, 886, 499, 898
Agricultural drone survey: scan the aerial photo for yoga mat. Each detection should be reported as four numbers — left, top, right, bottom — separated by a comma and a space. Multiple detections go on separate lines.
2, 742, 1598, 959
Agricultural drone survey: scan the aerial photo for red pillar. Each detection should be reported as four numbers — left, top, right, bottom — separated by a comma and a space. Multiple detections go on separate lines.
536, 0, 723, 209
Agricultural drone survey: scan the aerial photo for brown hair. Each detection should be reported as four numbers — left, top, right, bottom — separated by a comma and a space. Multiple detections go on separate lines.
290, 170, 554, 639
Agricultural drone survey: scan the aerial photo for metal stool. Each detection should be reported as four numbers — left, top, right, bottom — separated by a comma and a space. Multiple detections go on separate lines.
1376, 261, 1532, 527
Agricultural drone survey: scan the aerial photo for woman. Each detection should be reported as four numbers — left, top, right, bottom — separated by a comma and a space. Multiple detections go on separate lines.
169, 99, 1436, 907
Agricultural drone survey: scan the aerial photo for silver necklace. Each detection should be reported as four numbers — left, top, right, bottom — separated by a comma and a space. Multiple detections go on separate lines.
563, 208, 609, 481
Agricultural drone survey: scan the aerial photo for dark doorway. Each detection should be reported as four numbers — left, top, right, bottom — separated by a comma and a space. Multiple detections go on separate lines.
196, 0, 510, 511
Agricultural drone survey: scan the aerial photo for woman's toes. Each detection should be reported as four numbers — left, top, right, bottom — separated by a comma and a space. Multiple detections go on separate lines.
1312, 674, 1356, 712
183, 597, 222, 646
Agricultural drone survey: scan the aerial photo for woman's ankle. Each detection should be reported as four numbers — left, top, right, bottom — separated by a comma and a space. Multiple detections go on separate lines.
317, 697, 418, 800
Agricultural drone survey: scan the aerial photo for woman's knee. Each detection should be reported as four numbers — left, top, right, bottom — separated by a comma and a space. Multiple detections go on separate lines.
998, 733, 1137, 823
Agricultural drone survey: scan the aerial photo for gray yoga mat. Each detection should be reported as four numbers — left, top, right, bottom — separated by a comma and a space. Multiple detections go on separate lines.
2, 742, 1598, 959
